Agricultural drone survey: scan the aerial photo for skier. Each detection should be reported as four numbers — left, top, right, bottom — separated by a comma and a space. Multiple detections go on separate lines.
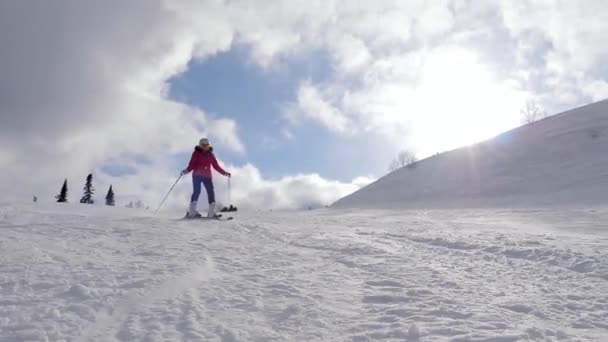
181, 138, 231, 218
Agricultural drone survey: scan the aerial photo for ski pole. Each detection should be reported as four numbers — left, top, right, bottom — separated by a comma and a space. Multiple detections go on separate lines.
155, 174, 182, 213
227, 176, 231, 204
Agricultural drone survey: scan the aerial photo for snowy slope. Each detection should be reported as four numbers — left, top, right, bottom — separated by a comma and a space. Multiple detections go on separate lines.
1, 203, 607, 341
332, 99, 608, 209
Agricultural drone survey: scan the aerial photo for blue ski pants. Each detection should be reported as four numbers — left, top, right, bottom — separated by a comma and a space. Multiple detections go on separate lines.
191, 175, 215, 204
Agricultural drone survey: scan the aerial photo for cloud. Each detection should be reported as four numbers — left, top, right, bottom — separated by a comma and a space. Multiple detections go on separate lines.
330, 34, 372, 74
219, 164, 371, 210
286, 82, 352, 134
207, 118, 245, 154
264, 0, 608, 157
351, 176, 376, 189
499, 1, 608, 70
287, 46, 527, 156
583, 80, 608, 101
495, 1, 608, 107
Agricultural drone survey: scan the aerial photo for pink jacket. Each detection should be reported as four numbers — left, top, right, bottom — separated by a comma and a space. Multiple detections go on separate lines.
186, 146, 227, 177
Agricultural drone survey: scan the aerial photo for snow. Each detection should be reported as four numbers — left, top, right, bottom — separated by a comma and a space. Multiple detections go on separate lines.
1, 203, 607, 341
332, 99, 608, 209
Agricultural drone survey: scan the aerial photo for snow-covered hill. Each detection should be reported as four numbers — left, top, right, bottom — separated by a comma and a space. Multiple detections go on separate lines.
1, 203, 607, 341
332, 99, 608, 209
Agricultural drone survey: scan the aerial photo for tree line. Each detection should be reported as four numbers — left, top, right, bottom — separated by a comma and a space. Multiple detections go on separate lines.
54, 173, 115, 206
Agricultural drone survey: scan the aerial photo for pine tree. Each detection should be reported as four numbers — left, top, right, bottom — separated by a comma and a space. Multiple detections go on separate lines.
56, 179, 68, 203
80, 173, 95, 204
105, 186, 115, 206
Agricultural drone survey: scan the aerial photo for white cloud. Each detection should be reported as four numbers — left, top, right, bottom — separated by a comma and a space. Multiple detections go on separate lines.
263, 0, 608, 157
287, 82, 353, 134
499, 1, 608, 71
351, 176, 376, 189
583, 80, 608, 102
207, 119, 245, 154
416, 0, 455, 39
496, 0, 608, 108
296, 46, 526, 157
220, 165, 368, 210
330, 34, 372, 73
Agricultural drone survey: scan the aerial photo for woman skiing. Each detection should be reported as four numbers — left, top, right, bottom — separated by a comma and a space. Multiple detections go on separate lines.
181, 138, 231, 218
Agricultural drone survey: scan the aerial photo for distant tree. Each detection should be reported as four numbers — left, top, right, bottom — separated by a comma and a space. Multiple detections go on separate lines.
389, 149, 417, 172
56, 179, 68, 203
135, 200, 143, 209
126, 201, 134, 208
105, 186, 115, 206
521, 100, 547, 124
33, 196, 37, 203
80, 173, 95, 204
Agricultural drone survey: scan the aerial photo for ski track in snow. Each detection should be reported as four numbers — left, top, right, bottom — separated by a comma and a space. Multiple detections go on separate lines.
1, 204, 608, 341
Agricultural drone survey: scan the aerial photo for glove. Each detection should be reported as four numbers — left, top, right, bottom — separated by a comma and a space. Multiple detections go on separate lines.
225, 172, 231, 177
181, 169, 188, 176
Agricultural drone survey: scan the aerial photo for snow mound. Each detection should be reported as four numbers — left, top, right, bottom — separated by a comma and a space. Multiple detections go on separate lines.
333, 99, 608, 209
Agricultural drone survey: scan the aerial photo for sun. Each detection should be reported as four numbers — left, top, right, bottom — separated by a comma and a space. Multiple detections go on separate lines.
410, 47, 523, 158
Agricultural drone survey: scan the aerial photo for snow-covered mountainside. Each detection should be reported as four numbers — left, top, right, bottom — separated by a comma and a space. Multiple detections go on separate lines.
1, 203, 607, 341
333, 99, 608, 209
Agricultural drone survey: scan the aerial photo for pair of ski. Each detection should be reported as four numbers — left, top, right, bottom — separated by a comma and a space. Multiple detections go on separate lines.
182, 213, 233, 221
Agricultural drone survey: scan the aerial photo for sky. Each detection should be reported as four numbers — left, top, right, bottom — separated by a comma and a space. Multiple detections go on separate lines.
1, 1, 608, 211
